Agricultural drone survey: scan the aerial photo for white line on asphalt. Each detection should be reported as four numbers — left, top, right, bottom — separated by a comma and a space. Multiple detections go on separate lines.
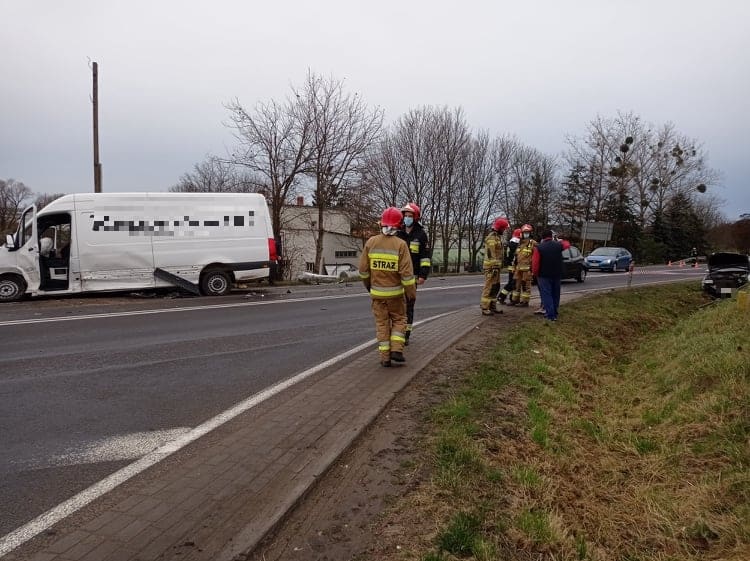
15, 429, 192, 471
0, 309, 459, 556
0, 284, 483, 327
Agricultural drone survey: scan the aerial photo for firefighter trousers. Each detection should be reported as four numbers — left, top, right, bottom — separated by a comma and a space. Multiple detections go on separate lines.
512, 269, 533, 304
372, 297, 407, 361
480, 267, 502, 310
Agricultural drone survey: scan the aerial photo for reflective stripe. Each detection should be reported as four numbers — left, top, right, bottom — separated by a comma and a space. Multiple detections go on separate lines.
370, 285, 404, 298
378, 342, 390, 352
409, 241, 420, 253
391, 332, 406, 343
420, 258, 431, 267
370, 249, 400, 257
402, 276, 416, 287
359, 272, 370, 279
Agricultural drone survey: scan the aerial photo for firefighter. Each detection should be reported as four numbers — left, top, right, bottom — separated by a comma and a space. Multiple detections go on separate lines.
480, 217, 509, 315
359, 207, 417, 367
396, 202, 431, 345
498, 227, 521, 305
510, 223, 536, 306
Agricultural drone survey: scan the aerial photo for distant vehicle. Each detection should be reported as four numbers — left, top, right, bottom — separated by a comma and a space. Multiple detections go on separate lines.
701, 252, 749, 298
562, 245, 586, 282
0, 192, 277, 302
584, 247, 632, 272
298, 264, 360, 284
325, 263, 360, 281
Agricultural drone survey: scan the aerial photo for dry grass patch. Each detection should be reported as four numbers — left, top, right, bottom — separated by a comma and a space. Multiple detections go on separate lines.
376, 284, 750, 561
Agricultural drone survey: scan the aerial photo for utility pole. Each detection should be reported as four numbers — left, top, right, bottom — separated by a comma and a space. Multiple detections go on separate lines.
92, 61, 102, 193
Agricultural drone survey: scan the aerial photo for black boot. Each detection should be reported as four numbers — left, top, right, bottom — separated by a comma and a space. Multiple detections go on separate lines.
404, 331, 410, 346
390, 351, 405, 363
381, 359, 392, 367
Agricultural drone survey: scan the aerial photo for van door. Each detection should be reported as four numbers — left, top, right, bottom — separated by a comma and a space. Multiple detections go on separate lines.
37, 214, 73, 291
16, 205, 41, 291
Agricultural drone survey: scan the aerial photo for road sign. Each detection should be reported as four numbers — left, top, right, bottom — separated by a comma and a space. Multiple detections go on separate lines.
581, 221, 613, 242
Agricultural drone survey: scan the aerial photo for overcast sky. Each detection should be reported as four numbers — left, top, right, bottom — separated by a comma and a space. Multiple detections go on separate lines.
2, 0, 748, 218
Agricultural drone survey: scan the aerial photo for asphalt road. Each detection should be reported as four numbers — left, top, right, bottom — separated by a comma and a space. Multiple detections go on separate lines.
0, 265, 705, 537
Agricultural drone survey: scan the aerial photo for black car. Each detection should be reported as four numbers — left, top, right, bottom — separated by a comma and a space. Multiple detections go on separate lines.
701, 252, 749, 298
563, 245, 586, 282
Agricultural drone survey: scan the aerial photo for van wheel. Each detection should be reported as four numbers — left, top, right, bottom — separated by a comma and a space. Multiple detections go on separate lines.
576, 268, 586, 283
0, 275, 26, 302
200, 270, 231, 296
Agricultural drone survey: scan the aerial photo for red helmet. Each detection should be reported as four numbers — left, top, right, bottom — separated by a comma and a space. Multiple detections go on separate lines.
512, 228, 522, 238
400, 202, 420, 221
521, 223, 534, 233
492, 217, 509, 232
380, 207, 403, 228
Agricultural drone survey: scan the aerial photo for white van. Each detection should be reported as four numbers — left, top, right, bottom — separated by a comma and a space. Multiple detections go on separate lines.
0, 192, 278, 302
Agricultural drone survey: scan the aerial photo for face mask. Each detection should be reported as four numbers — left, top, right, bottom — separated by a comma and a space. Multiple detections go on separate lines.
523, 232, 530, 239
403, 216, 414, 227
382, 226, 396, 236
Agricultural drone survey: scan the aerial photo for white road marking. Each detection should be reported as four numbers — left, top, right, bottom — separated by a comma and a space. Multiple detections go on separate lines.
0, 285, 482, 328
0, 309, 459, 556
17, 429, 192, 470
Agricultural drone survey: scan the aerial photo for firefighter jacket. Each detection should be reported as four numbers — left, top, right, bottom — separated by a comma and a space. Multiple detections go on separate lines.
359, 233, 417, 300
396, 222, 431, 280
514, 237, 537, 271
482, 231, 504, 271
504, 236, 520, 271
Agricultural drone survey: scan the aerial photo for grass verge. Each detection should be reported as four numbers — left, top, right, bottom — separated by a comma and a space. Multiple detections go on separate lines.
395, 283, 750, 561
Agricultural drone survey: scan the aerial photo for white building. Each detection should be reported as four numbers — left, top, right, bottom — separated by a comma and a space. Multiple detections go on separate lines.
279, 197, 364, 280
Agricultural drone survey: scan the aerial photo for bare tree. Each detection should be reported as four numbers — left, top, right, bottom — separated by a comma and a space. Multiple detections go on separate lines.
454, 132, 500, 271
299, 71, 383, 273
430, 107, 471, 272
392, 107, 437, 216
224, 93, 313, 237
34, 192, 66, 210
170, 156, 255, 194
506, 145, 557, 229
362, 132, 406, 209
564, 113, 720, 231
0, 178, 33, 235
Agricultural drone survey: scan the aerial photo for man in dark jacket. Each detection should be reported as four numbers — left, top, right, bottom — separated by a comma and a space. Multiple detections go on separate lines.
397, 202, 431, 344
531, 229, 570, 321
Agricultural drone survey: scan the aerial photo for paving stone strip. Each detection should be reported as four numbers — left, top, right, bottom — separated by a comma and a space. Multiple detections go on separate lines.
5, 306, 484, 561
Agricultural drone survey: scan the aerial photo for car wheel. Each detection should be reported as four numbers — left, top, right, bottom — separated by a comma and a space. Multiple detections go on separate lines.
200, 270, 231, 296
0, 275, 26, 302
576, 267, 586, 283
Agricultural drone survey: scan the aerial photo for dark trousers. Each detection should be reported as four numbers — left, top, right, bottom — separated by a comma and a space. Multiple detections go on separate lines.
537, 276, 561, 320
405, 291, 416, 335
500, 272, 515, 299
